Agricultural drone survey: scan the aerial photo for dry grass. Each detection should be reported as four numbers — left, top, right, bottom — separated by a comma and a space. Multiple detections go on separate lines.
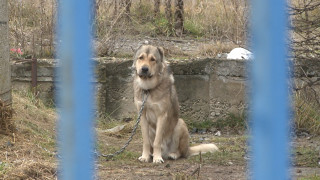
199, 41, 238, 57
9, 0, 56, 59
9, 0, 319, 60
188, 136, 248, 166
0, 100, 15, 135
184, 0, 249, 43
295, 91, 320, 135
9, 0, 248, 58
0, 92, 57, 179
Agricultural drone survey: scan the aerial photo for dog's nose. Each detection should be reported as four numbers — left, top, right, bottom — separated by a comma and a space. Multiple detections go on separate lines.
141, 66, 149, 73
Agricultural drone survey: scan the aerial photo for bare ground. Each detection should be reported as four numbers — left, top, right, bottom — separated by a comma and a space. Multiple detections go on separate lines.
1, 93, 319, 180
96, 132, 248, 180
95, 35, 238, 59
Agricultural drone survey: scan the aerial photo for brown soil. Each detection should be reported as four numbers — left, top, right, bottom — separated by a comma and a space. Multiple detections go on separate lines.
96, 133, 248, 180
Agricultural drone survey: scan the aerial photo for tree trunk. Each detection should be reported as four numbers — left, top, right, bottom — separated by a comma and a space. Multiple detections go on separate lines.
113, 0, 118, 18
165, 0, 172, 21
165, 0, 173, 35
154, 0, 160, 17
125, 0, 131, 20
174, 0, 184, 36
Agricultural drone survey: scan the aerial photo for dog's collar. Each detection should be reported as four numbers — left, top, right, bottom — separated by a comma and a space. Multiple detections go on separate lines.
141, 90, 149, 103
142, 90, 149, 98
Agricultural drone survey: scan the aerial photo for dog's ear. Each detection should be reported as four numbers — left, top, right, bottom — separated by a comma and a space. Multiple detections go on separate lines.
131, 45, 141, 73
157, 47, 164, 61
134, 45, 144, 58
132, 45, 144, 71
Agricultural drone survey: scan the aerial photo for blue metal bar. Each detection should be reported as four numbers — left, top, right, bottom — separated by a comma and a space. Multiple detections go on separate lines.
56, 0, 94, 179
249, 0, 290, 180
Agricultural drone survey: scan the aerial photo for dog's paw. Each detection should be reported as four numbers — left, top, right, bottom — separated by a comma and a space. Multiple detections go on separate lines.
168, 153, 179, 160
138, 155, 151, 162
153, 156, 164, 163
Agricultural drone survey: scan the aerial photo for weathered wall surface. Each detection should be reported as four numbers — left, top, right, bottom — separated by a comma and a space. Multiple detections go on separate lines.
11, 60, 56, 105
11, 58, 320, 122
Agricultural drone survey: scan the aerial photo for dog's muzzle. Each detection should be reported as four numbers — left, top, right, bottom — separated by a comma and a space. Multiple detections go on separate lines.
138, 66, 152, 78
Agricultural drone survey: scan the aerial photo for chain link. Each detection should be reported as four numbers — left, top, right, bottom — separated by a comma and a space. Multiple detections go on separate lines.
100, 91, 149, 160
36, 92, 149, 160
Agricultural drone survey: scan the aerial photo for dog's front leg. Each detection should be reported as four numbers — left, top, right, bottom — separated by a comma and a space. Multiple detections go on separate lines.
138, 114, 152, 162
152, 113, 167, 163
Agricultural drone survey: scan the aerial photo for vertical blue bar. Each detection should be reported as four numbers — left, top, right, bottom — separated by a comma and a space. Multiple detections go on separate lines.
56, 0, 94, 180
249, 0, 290, 180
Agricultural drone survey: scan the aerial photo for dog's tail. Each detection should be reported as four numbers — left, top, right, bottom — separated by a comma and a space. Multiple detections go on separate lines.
188, 144, 219, 157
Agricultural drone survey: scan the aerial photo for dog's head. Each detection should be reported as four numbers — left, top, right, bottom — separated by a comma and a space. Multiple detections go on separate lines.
132, 45, 164, 79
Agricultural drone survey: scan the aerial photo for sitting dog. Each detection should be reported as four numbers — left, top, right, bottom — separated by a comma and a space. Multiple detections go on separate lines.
133, 45, 218, 163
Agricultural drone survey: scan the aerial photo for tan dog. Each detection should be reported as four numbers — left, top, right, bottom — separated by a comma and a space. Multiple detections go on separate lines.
133, 45, 218, 163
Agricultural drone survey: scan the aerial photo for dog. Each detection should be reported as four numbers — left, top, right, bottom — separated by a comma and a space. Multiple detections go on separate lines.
133, 45, 218, 163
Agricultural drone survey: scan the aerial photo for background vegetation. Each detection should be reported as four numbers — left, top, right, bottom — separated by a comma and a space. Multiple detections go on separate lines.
7, 0, 320, 135
9, 0, 249, 58
8, 0, 320, 59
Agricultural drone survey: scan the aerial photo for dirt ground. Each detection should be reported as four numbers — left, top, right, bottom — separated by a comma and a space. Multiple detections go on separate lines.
0, 92, 319, 180
96, 130, 320, 180
96, 132, 248, 180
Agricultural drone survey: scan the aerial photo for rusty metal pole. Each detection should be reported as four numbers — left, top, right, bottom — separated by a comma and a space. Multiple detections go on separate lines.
0, 0, 11, 106
31, 58, 38, 94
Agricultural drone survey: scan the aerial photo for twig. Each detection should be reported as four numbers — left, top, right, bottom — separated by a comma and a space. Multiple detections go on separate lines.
191, 151, 203, 179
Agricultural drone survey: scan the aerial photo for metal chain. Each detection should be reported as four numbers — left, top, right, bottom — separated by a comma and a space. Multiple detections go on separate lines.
36, 91, 149, 161
100, 90, 149, 160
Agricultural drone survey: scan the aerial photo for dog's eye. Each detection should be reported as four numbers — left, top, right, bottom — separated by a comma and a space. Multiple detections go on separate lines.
150, 57, 156, 61
138, 56, 144, 60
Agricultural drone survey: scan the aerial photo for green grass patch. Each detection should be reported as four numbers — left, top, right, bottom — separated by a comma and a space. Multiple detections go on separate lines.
295, 146, 319, 167
0, 162, 9, 176
184, 19, 204, 38
214, 113, 247, 133
186, 113, 247, 134
187, 119, 216, 130
189, 136, 247, 166
97, 142, 141, 166
105, 147, 140, 161
154, 16, 174, 36
299, 174, 320, 180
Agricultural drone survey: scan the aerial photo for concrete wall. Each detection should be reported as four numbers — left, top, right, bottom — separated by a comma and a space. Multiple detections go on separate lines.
11, 58, 320, 122
0, 0, 11, 104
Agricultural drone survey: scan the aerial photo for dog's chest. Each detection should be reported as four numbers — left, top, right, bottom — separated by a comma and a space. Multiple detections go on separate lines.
136, 90, 168, 126
144, 102, 161, 126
